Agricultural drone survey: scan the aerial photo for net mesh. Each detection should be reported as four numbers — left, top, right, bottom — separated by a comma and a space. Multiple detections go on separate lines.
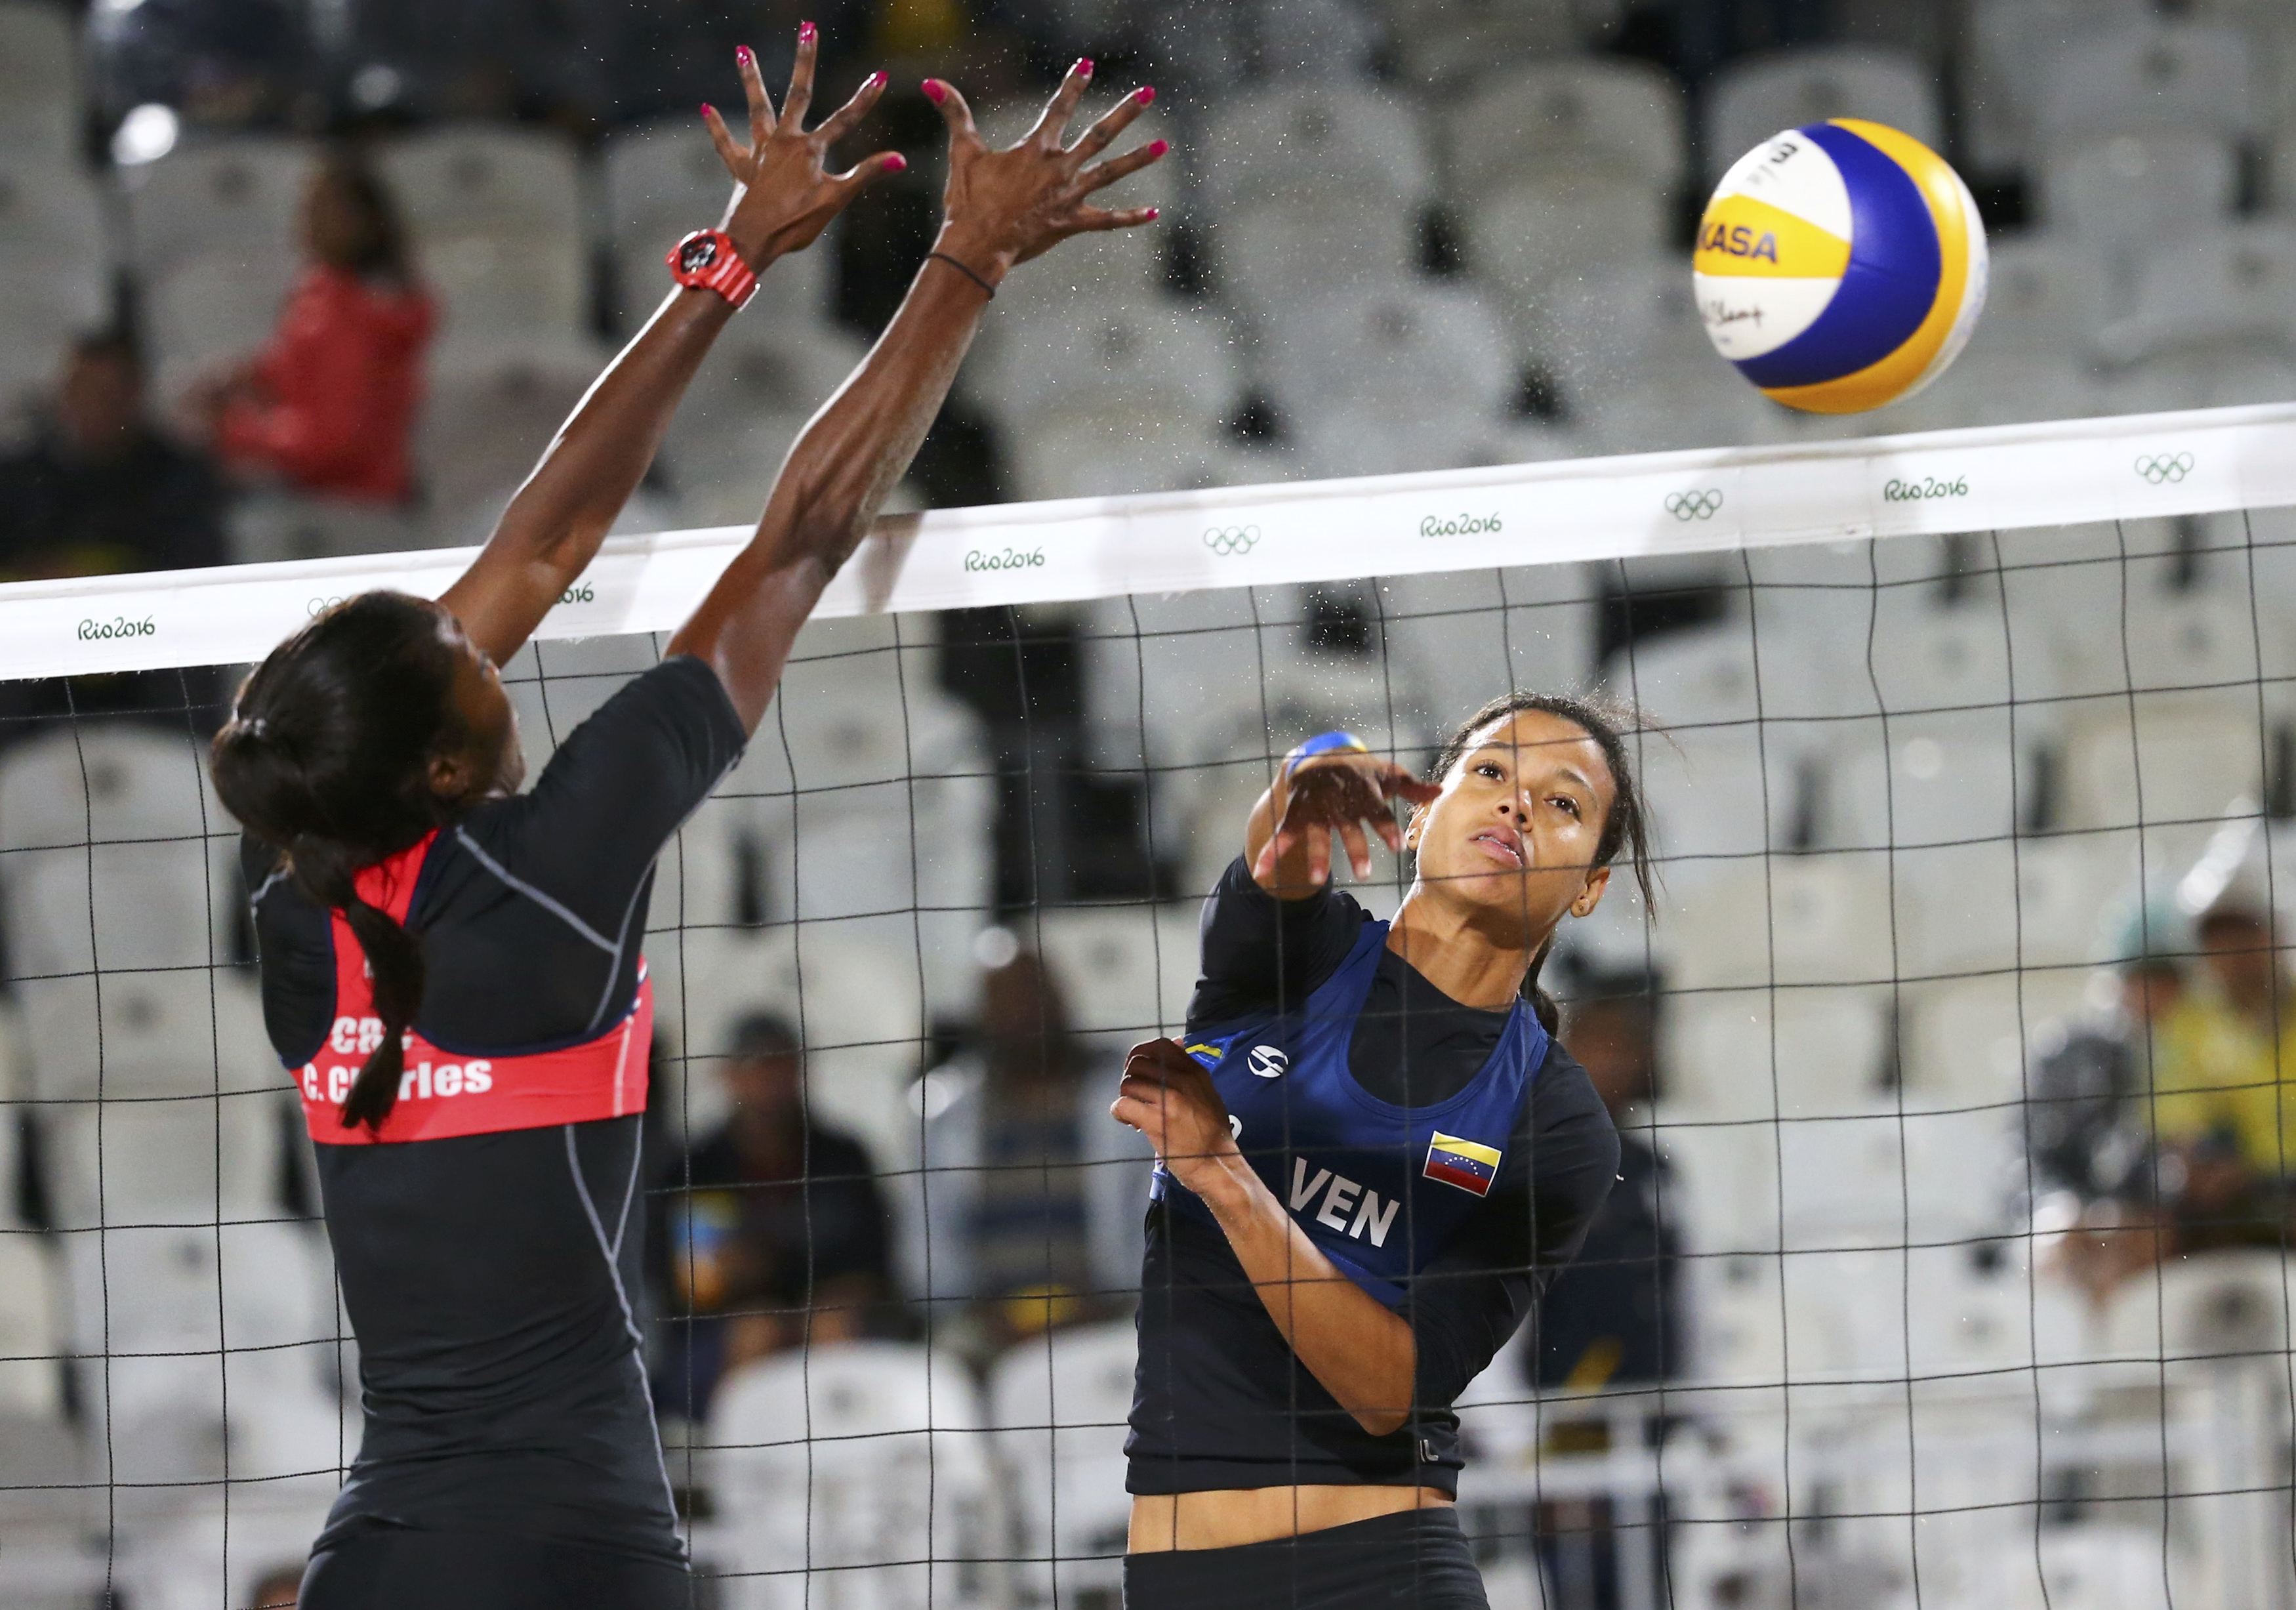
5, 487, 2296, 1610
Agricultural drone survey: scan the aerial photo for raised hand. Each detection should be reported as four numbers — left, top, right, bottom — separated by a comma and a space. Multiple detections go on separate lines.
922, 58, 1168, 290
703, 26, 905, 269
1252, 750, 1443, 886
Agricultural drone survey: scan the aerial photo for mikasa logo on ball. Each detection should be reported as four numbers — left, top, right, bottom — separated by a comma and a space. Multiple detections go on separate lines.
1248, 1045, 1289, 1079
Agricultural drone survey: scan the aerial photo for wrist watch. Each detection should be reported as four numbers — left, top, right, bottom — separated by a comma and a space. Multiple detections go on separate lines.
666, 229, 758, 309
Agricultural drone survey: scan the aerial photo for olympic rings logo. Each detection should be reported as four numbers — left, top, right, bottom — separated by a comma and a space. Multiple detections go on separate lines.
1665, 489, 1725, 521
1203, 524, 1261, 556
2135, 453, 2195, 485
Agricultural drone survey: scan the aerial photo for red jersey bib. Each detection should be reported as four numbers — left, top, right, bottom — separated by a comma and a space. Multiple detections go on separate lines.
298, 831, 653, 1146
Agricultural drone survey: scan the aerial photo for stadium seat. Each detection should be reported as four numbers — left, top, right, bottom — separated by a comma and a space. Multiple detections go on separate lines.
2036, 133, 2240, 272
1200, 82, 1435, 213
1704, 47, 1943, 180
122, 135, 310, 281
1375, 565, 1601, 737
41, 1090, 285, 1231
2101, 1250, 2291, 1364
113, 1495, 340, 1610
0, 159, 110, 289
0, 725, 233, 984
0, 2, 77, 161
1257, 281, 1513, 430
1030, 902, 1204, 1042
1204, 191, 1424, 318
1391, 0, 1583, 88
1460, 175, 1670, 343
664, 323, 871, 524
19, 967, 272, 1105
1442, 58, 1688, 203
2106, 221, 2296, 365
1893, 833, 2128, 982
1660, 854, 1896, 994
0, 1235, 62, 1420
0, 255, 108, 415
1898, 971, 2101, 1107
376, 125, 588, 348
1000, 407, 1234, 504
602, 114, 836, 334
973, 294, 1240, 434
62, 1222, 342, 1510
2036, 20, 2261, 147
416, 334, 615, 542
1963, 0, 2154, 174
985, 1319, 1138, 1605
703, 1342, 992, 1610
226, 488, 425, 565
142, 249, 293, 407
1663, 984, 1890, 1121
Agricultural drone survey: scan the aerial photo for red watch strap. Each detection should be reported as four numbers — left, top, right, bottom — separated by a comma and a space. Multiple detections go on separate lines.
667, 230, 758, 310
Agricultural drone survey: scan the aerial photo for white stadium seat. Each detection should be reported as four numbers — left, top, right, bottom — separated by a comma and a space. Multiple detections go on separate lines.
1659, 854, 1896, 995
974, 295, 1240, 432
1000, 407, 1234, 504
1663, 985, 1890, 1121
123, 136, 310, 280
2107, 221, 2296, 365
664, 323, 871, 523
1374, 565, 1600, 739
1258, 281, 1514, 428
1705, 47, 1943, 178
1029, 902, 1204, 1042
0, 159, 110, 287
2036, 133, 2240, 269
1461, 176, 1671, 340
1963, 0, 2154, 173
987, 1320, 1138, 1605
40, 1090, 284, 1232
1898, 970, 2100, 1106
2036, 20, 2261, 147
0, 1235, 62, 1420
1206, 191, 1424, 317
1394, 0, 1584, 89
143, 249, 293, 405
704, 1342, 992, 1610
416, 334, 614, 540
377, 125, 588, 348
1200, 82, 1435, 211
1443, 58, 1689, 201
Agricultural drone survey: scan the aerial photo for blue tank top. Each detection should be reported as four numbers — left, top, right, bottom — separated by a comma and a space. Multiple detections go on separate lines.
1151, 919, 1548, 1306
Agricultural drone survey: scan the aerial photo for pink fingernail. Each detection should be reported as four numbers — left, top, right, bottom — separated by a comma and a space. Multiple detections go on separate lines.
735, 45, 752, 65
885, 153, 907, 173
871, 70, 888, 88
1147, 138, 1168, 157
921, 79, 945, 103
799, 20, 815, 43
1075, 57, 1095, 76
701, 102, 715, 119
1136, 85, 1157, 105
1145, 207, 1160, 220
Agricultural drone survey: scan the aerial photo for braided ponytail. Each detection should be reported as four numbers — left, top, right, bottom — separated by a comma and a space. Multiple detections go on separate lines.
213, 594, 471, 1132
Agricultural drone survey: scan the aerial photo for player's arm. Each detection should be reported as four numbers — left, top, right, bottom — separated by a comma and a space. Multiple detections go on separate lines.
667, 64, 1164, 732
439, 28, 901, 667
1113, 1038, 1419, 1437
1246, 739, 1440, 900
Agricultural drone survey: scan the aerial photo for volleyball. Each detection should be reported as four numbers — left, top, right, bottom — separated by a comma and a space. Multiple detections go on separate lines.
1694, 118, 1988, 414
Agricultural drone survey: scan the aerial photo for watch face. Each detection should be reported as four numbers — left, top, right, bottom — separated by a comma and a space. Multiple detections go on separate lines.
679, 236, 720, 274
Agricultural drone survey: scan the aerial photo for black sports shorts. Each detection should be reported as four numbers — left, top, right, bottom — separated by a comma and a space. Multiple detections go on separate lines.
1121, 1508, 1488, 1610
301, 1525, 693, 1610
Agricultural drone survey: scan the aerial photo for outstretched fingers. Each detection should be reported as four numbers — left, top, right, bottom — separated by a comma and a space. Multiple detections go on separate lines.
832, 149, 909, 192
815, 69, 888, 146
1069, 85, 1155, 163
1079, 136, 1169, 194
922, 77, 981, 148
1067, 202, 1160, 233
781, 20, 819, 129
1030, 57, 1096, 149
701, 102, 746, 176
735, 45, 775, 146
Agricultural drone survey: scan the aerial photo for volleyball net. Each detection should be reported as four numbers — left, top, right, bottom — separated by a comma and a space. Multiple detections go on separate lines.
6, 400, 2296, 1608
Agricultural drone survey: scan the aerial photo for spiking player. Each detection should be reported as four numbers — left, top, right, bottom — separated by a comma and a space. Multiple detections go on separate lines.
208, 36, 1162, 1607
1113, 697, 1648, 1608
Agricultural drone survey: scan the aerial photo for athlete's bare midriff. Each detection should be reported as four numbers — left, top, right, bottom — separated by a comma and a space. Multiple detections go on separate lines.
1126, 1485, 1454, 1553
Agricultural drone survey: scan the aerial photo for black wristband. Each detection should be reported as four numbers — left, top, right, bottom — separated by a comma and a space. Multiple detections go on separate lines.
926, 251, 997, 300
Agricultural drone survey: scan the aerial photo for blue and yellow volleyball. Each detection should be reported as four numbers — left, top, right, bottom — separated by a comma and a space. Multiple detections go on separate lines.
1694, 119, 1988, 415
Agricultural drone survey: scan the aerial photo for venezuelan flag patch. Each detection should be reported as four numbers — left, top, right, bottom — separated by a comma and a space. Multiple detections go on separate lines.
1423, 1132, 1502, 1197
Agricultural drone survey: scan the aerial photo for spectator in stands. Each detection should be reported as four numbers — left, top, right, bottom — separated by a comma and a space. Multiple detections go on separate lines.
0, 329, 227, 581
190, 148, 433, 504
651, 1012, 897, 1420
908, 934, 1140, 1347
1530, 965, 1679, 1610
2149, 892, 2296, 1250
